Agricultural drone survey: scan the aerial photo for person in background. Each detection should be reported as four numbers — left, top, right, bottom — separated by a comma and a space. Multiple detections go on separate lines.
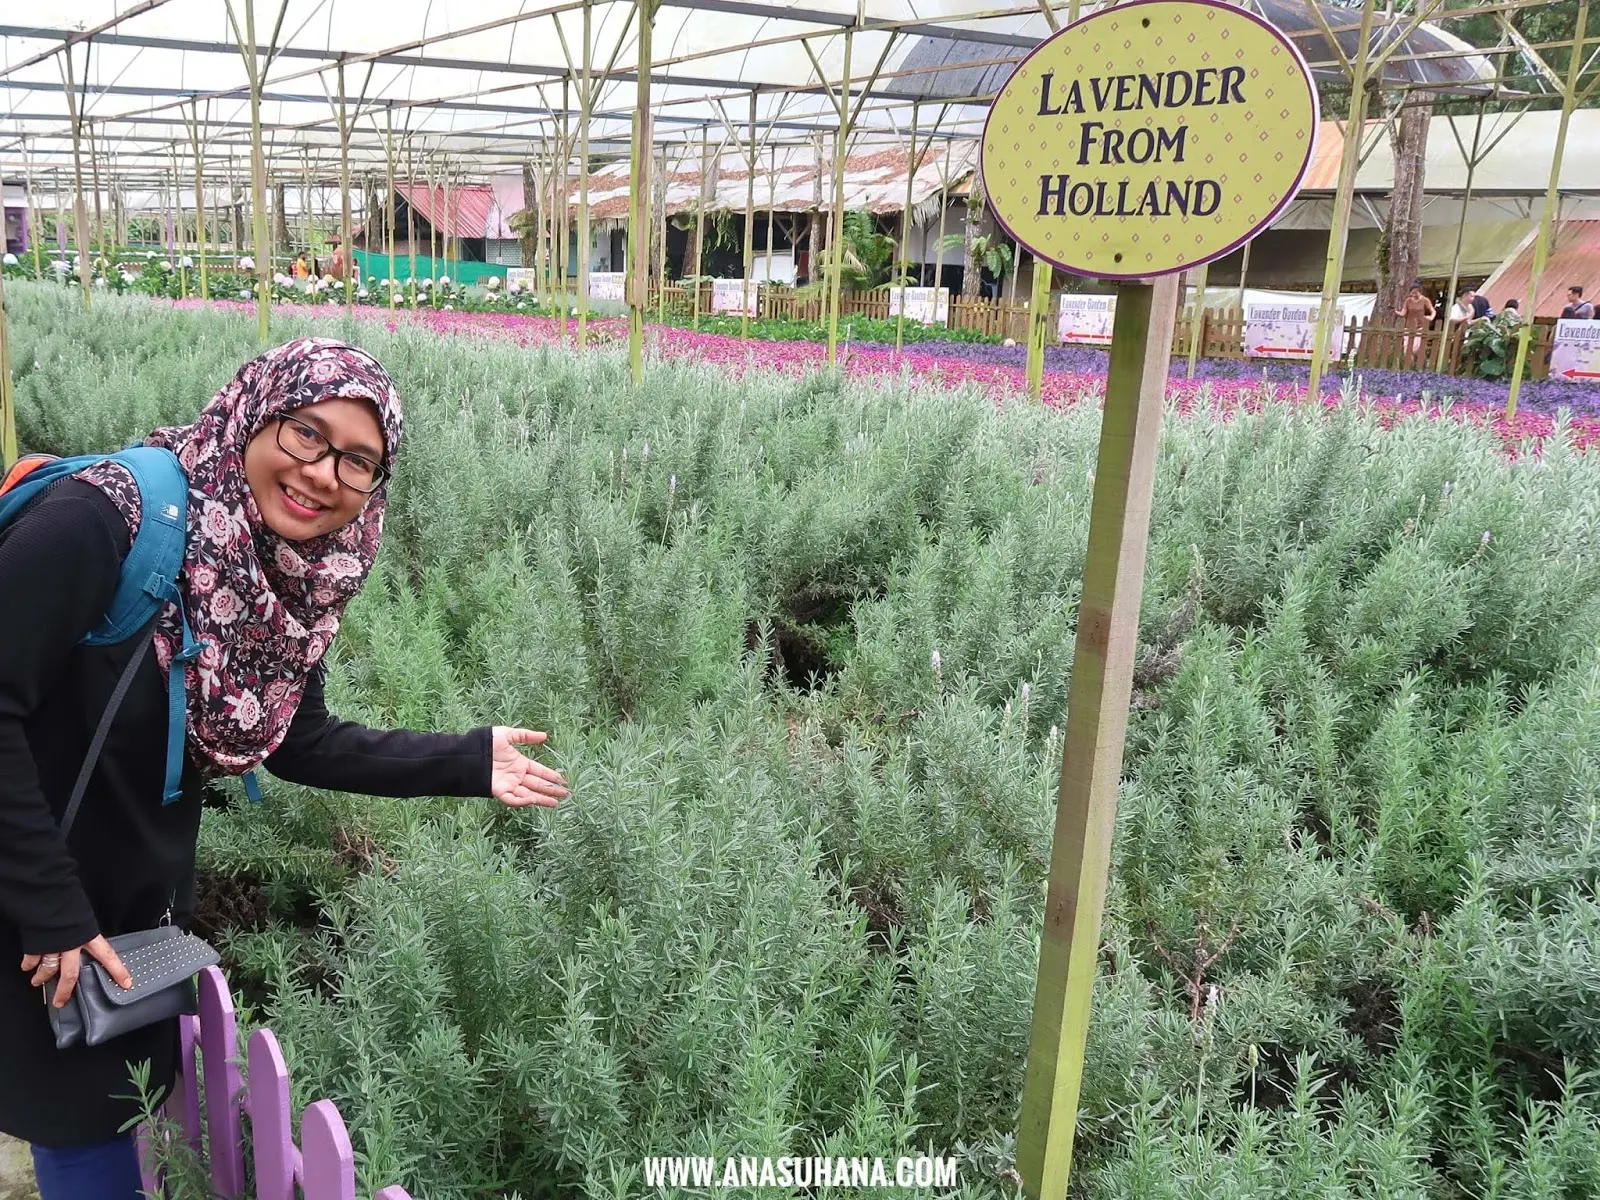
1561, 285, 1594, 320
1394, 282, 1436, 364
1471, 291, 1494, 321
1449, 286, 1479, 323
328, 236, 347, 282
291, 252, 311, 281
1502, 298, 1522, 322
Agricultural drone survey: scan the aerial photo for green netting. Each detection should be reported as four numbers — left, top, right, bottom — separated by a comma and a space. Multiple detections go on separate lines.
354, 251, 508, 286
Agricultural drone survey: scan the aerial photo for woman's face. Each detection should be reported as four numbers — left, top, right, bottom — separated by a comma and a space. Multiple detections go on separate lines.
243, 397, 385, 541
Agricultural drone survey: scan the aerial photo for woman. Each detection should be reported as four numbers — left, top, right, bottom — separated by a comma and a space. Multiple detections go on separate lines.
0, 338, 568, 1199
1394, 282, 1436, 365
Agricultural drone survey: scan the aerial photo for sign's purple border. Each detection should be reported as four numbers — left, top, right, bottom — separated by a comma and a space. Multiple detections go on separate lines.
978, 0, 1320, 283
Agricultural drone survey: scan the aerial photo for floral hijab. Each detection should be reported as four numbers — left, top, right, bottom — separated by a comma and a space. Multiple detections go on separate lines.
75, 337, 404, 780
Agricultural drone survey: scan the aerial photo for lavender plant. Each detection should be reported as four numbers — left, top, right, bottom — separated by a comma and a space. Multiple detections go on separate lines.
8, 282, 1600, 1199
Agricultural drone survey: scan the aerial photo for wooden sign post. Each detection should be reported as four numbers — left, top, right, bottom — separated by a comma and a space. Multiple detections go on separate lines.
978, 3, 1317, 1195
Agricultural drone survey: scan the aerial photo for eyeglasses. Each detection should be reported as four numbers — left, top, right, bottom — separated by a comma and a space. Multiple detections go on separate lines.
274, 414, 388, 493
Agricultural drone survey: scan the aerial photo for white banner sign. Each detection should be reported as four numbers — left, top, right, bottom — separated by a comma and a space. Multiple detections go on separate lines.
587, 271, 626, 302
712, 277, 758, 316
505, 267, 534, 287
1056, 294, 1116, 344
1550, 319, 1600, 382
888, 286, 951, 325
1242, 302, 1343, 360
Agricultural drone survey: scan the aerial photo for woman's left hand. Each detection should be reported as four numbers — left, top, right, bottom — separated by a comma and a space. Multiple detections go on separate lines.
489, 727, 569, 808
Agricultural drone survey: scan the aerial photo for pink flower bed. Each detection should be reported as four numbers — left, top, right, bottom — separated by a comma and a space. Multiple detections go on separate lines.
177, 301, 1600, 455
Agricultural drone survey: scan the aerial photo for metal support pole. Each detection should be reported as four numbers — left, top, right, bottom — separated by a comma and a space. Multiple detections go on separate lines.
627, 0, 660, 382
443, 155, 453, 293
765, 144, 776, 308
1506, 0, 1587, 417
1185, 262, 1208, 378
578, 0, 593, 346
190, 104, 210, 300
1015, 274, 1180, 1200
742, 91, 757, 340
171, 152, 189, 299
825, 27, 855, 364
406, 138, 418, 301
895, 102, 920, 353
88, 123, 106, 263
1306, 0, 1378, 398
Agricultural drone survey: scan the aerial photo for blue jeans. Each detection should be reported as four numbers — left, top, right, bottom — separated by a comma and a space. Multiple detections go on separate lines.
30, 1132, 144, 1200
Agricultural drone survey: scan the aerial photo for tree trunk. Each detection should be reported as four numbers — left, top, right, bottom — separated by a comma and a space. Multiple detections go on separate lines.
1377, 94, 1432, 317
961, 175, 985, 300
362, 179, 379, 249
521, 162, 537, 267
232, 189, 246, 252
272, 182, 290, 253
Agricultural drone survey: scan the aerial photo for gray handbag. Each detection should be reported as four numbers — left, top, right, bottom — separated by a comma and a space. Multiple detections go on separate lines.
42, 626, 221, 1050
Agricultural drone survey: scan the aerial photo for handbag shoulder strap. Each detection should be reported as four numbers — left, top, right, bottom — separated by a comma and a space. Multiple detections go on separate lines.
58, 617, 158, 839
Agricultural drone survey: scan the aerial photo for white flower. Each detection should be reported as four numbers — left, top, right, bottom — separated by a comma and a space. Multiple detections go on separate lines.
485, 276, 502, 291
52, 260, 69, 273
239, 288, 253, 299
120, 271, 135, 284
146, 250, 158, 260
669, 474, 677, 495
516, 301, 525, 309
391, 294, 402, 305
1020, 682, 1030, 704
357, 288, 369, 299
508, 280, 522, 294
180, 255, 193, 268
931, 649, 942, 673
153, 259, 169, 271
94, 277, 106, 288
321, 273, 336, 285
438, 275, 450, 286
239, 255, 255, 270
1003, 338, 1016, 347
1481, 530, 1492, 547
443, 303, 453, 311
3, 253, 18, 266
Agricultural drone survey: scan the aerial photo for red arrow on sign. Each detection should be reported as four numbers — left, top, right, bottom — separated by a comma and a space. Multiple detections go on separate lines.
1562, 368, 1600, 379
1252, 345, 1310, 355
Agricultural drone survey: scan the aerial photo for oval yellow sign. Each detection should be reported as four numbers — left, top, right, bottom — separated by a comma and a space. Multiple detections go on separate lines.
980, 0, 1317, 280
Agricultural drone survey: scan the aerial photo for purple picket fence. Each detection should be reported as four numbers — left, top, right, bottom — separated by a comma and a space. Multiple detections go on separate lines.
135, 966, 412, 1200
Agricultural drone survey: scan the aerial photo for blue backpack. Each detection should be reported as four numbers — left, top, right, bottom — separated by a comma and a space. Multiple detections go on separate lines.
0, 446, 261, 806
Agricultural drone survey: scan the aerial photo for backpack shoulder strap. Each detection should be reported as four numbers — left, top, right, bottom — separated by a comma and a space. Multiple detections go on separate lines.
81, 446, 189, 646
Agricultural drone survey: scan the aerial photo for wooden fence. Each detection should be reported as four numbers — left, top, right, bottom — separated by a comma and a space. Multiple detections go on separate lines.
643, 286, 1559, 381
136, 967, 412, 1200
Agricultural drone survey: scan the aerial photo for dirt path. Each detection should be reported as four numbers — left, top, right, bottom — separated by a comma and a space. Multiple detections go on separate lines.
0, 1135, 37, 1200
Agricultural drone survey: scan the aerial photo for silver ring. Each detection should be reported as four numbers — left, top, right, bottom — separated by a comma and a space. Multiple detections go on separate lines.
40, 955, 60, 967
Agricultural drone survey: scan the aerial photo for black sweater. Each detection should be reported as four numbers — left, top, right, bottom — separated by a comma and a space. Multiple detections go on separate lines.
0, 480, 493, 1147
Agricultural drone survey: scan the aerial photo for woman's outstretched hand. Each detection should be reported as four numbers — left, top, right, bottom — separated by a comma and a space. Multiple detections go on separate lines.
489, 727, 568, 808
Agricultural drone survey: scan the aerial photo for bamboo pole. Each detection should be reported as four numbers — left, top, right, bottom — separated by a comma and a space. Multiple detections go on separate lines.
190, 103, 210, 300
339, 61, 354, 306
741, 91, 758, 339
407, 138, 417, 302
1014, 275, 1180, 1200
1307, 0, 1379, 397
443, 154, 453, 291
692, 124, 709, 331
1237, 237, 1252, 311
825, 28, 855, 364
1506, 0, 1587, 416
25, 142, 43, 281
534, 143, 548, 309
657, 141, 669, 323
578, 0, 593, 346
0, 252, 15, 468
765, 143, 776, 306
1435, 105, 1486, 373
237, 0, 273, 343
59, 46, 94, 308
627, 0, 660, 382
171, 151, 189, 298
385, 110, 397, 311
88, 122, 106, 263
559, 81, 571, 339
895, 103, 920, 352
1026, 255, 1052, 399
1185, 262, 1208, 378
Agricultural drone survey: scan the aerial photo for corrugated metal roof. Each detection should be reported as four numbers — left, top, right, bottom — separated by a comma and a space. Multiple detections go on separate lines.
396, 183, 499, 238
572, 140, 977, 221
1480, 220, 1600, 318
